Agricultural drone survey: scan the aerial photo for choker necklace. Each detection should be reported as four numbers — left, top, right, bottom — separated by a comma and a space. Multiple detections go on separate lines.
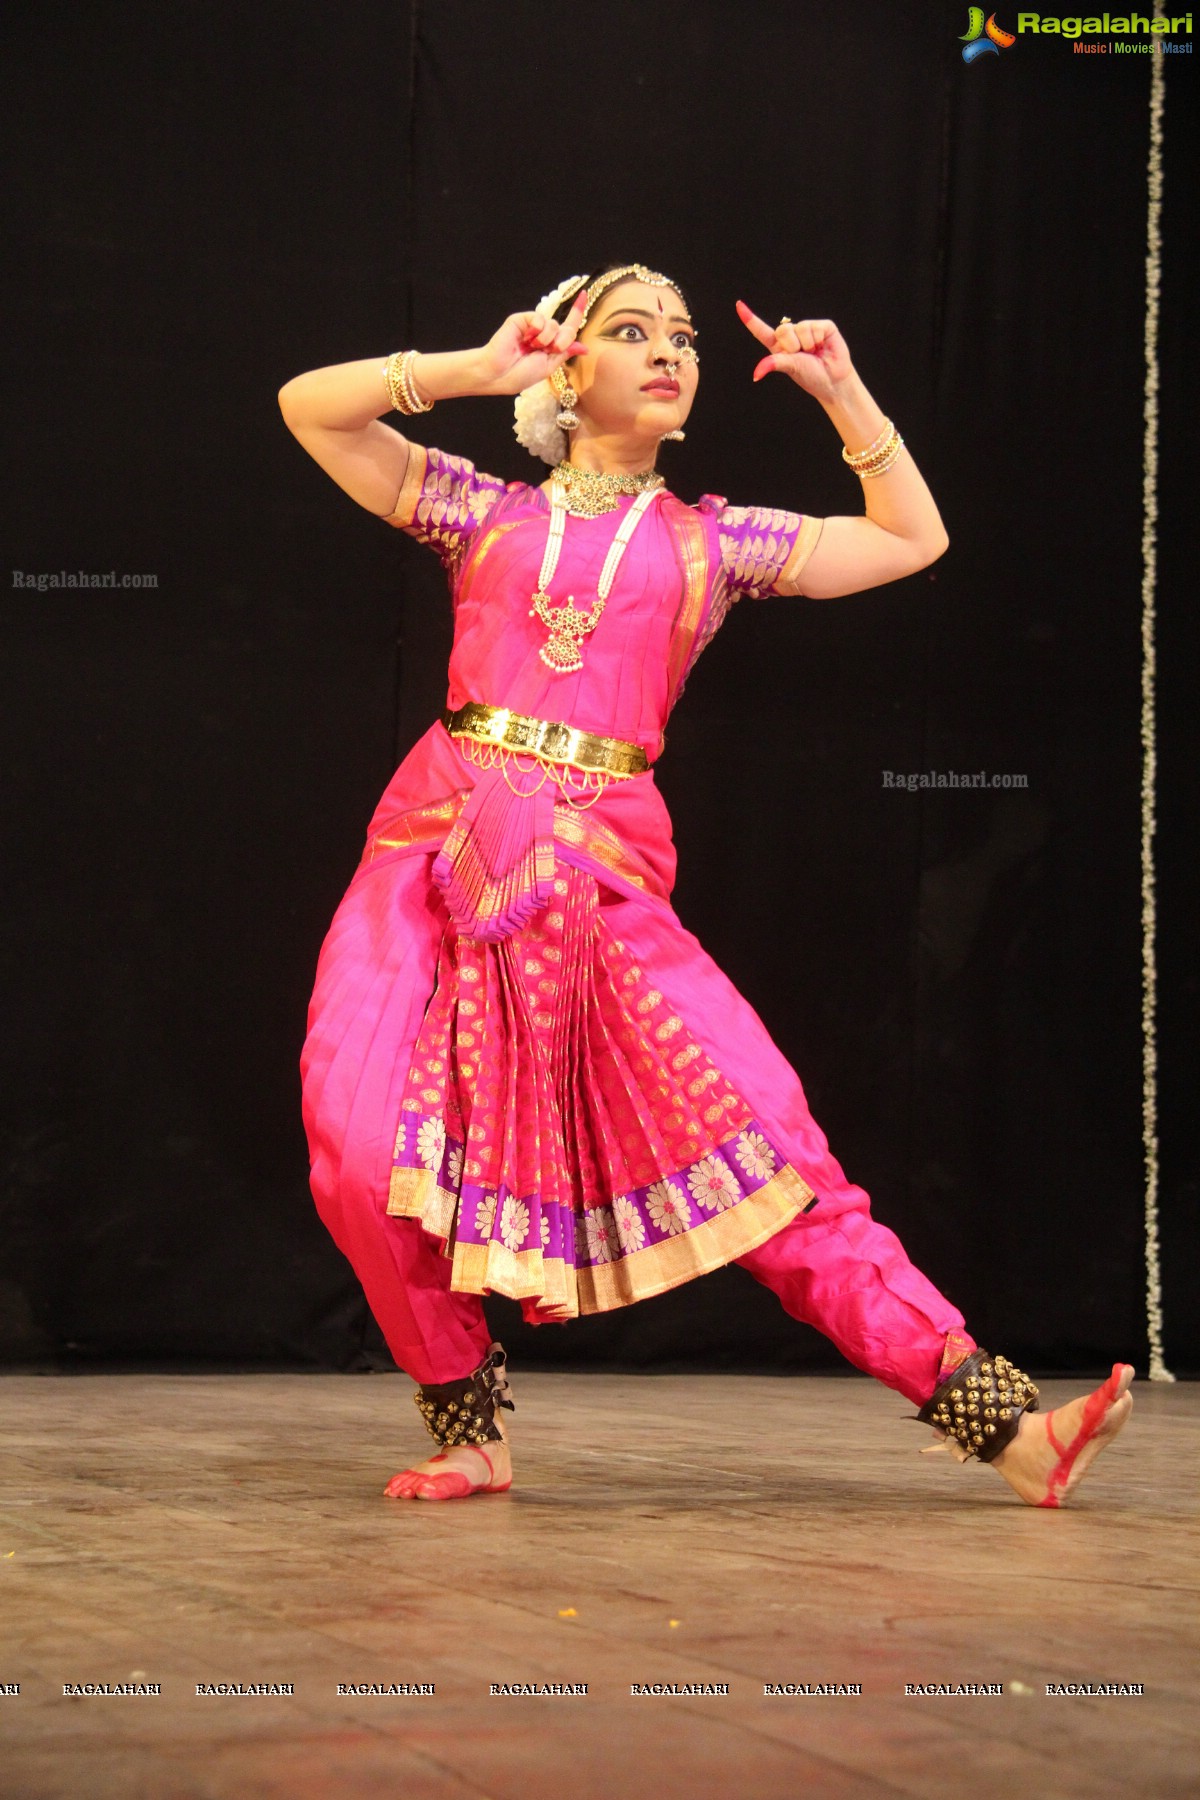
551, 460, 665, 520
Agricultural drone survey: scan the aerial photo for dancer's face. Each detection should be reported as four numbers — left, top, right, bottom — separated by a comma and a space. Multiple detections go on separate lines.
568, 278, 697, 443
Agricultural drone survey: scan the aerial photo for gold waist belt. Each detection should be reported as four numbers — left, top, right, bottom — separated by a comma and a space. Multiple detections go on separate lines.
441, 702, 649, 777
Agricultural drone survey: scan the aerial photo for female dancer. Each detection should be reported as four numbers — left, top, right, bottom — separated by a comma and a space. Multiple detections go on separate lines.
279, 263, 1133, 1509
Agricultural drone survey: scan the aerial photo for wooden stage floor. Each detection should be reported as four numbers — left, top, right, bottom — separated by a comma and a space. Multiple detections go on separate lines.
1, 1371, 1195, 1799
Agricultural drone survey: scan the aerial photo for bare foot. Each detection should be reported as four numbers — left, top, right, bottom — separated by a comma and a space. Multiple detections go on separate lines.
989, 1363, 1135, 1507
383, 1440, 512, 1502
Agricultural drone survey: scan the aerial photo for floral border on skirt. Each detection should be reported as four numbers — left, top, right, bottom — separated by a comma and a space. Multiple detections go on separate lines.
388, 1112, 817, 1320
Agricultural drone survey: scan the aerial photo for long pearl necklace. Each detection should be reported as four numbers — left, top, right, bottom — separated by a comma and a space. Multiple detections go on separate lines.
530, 482, 659, 674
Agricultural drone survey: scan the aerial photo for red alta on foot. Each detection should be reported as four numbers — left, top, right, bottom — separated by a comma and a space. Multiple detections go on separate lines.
1036, 1362, 1135, 1508
384, 1445, 511, 1502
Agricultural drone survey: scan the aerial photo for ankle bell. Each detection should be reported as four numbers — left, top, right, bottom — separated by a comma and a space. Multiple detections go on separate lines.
916, 1349, 1039, 1463
413, 1342, 515, 1450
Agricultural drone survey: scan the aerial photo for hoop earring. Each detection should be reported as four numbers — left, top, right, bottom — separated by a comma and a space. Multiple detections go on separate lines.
551, 367, 580, 432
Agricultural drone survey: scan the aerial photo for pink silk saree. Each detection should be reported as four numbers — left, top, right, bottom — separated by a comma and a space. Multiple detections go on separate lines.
301, 445, 843, 1324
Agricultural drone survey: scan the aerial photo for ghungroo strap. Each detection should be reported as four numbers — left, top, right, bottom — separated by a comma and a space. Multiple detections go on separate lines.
414, 1343, 515, 1449
916, 1348, 1039, 1462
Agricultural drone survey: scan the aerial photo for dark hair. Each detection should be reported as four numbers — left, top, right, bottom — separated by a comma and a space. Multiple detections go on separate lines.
550, 262, 692, 327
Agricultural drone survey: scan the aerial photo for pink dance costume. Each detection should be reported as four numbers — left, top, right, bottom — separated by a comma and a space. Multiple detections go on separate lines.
300, 446, 974, 1406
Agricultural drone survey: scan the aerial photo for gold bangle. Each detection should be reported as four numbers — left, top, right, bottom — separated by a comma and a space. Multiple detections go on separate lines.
851, 439, 901, 470
383, 348, 434, 416
842, 418, 895, 468
845, 426, 901, 466
400, 349, 433, 413
852, 433, 905, 478
383, 351, 409, 414
852, 430, 899, 471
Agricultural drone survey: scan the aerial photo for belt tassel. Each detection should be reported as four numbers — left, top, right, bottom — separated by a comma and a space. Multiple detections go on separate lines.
431, 767, 556, 942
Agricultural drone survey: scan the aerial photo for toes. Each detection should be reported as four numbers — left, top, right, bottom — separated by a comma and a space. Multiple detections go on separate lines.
1107, 1363, 1135, 1404
383, 1471, 423, 1498
1087, 1364, 1135, 1438
384, 1452, 507, 1501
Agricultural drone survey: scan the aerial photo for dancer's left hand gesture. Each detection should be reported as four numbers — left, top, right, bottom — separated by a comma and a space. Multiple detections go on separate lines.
735, 301, 854, 403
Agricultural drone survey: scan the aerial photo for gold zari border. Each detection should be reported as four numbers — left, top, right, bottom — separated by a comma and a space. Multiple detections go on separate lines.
360, 787, 666, 899
550, 807, 660, 896
661, 495, 713, 712
361, 793, 468, 865
772, 515, 826, 595
387, 1161, 817, 1320
379, 442, 430, 528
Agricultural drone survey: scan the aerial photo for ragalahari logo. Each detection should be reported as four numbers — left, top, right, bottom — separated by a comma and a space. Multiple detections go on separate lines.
961, 8, 1017, 59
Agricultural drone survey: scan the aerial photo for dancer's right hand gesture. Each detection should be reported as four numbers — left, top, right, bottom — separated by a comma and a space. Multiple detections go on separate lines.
474, 289, 589, 395
277, 288, 590, 518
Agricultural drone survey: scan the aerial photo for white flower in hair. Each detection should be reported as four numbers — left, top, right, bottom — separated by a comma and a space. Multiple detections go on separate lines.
535, 274, 587, 318
514, 383, 565, 464
513, 273, 587, 464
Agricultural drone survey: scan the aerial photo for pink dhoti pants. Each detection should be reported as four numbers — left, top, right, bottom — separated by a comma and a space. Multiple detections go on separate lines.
303, 842, 972, 1409
311, 1194, 966, 1408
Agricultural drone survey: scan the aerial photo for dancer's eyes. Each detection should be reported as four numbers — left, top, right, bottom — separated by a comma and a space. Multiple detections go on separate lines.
607, 323, 696, 350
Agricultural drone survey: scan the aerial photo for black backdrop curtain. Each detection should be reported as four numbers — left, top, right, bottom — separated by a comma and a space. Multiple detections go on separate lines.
3, 1, 1195, 1374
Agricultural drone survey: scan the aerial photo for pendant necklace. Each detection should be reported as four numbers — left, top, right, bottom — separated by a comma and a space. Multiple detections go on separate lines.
530, 480, 660, 674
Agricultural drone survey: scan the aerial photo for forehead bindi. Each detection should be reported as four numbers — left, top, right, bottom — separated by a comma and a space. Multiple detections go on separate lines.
593, 283, 692, 330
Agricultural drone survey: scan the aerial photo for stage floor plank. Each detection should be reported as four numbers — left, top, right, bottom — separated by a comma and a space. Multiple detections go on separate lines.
0, 1371, 1195, 1799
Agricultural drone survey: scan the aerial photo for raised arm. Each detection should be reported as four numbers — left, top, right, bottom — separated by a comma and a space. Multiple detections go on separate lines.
734, 302, 949, 600
276, 291, 591, 516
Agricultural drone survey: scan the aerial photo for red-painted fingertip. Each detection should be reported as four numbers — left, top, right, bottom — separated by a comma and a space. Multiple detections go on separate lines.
575, 288, 589, 307
752, 357, 775, 381
568, 341, 588, 355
